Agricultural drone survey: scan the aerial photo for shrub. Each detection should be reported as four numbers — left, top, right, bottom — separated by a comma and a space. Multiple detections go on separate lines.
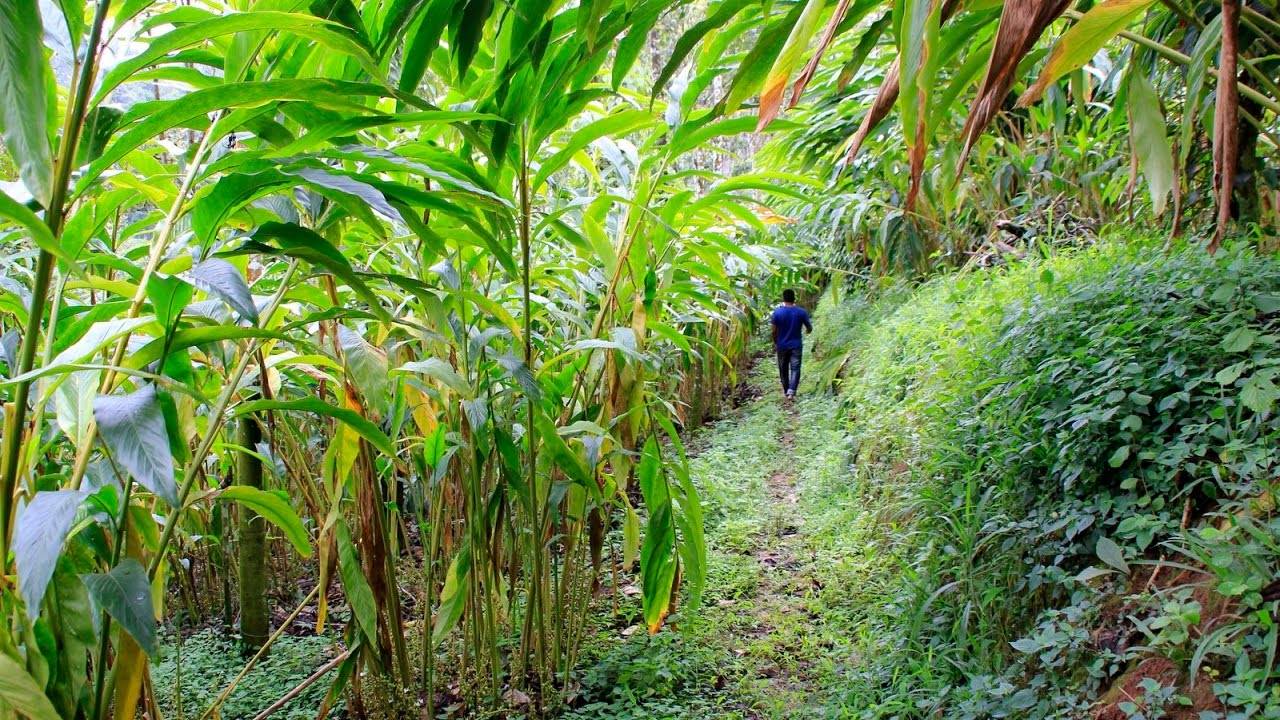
830, 237, 1280, 717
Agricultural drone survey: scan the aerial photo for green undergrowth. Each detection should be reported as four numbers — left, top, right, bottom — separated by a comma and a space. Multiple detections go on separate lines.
151, 628, 340, 720
821, 237, 1280, 718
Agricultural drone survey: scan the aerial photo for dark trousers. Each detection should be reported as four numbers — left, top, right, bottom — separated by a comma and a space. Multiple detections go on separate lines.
777, 347, 802, 393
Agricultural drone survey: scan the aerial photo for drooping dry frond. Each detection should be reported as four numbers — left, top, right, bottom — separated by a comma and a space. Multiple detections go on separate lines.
957, 0, 1072, 168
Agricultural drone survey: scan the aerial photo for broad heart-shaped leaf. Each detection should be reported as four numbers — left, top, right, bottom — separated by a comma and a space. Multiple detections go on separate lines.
1095, 536, 1129, 574
1127, 71, 1174, 216
219, 486, 313, 557
14, 490, 88, 619
0, 0, 52, 205
187, 258, 259, 323
1240, 373, 1279, 414
0, 653, 61, 720
1018, 0, 1154, 106
93, 385, 180, 507
81, 559, 157, 656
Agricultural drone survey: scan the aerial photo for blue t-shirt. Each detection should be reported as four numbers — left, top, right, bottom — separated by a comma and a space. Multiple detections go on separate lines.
771, 304, 812, 350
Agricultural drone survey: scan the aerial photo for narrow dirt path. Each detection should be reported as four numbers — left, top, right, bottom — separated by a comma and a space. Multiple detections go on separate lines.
679, 354, 860, 719
566, 348, 867, 720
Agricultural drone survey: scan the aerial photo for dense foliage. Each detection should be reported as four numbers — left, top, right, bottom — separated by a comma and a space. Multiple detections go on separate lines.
823, 237, 1279, 717
0, 0, 1276, 716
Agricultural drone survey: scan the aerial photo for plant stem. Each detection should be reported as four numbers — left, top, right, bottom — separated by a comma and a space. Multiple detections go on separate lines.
91, 471, 134, 720
518, 128, 550, 707
0, 0, 112, 563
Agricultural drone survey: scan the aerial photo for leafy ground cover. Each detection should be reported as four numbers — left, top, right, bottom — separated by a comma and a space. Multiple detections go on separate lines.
818, 236, 1280, 718
151, 630, 339, 720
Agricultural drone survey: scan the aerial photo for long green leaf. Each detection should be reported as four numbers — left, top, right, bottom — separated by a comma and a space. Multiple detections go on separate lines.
93, 12, 381, 104
652, 0, 756, 102
235, 221, 392, 323
532, 110, 658, 190
758, 0, 825, 129
0, 0, 52, 205
1127, 70, 1174, 216
0, 190, 78, 269
232, 398, 396, 456
78, 80, 395, 193
219, 486, 313, 557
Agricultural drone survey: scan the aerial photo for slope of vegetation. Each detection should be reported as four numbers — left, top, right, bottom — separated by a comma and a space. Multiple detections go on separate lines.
816, 236, 1280, 718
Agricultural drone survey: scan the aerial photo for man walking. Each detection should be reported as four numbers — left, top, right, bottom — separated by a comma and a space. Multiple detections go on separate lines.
771, 289, 812, 399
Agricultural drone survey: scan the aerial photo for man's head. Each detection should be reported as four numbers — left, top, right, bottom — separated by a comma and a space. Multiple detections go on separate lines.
782, 288, 796, 304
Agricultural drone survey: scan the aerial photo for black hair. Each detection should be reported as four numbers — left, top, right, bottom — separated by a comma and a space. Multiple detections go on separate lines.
782, 288, 796, 303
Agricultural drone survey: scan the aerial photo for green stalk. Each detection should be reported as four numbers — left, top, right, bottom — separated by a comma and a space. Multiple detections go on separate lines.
0, 0, 112, 562
517, 130, 549, 700
91, 471, 133, 720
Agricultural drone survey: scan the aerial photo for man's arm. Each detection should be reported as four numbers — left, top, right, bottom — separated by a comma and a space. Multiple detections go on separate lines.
771, 321, 779, 344
803, 309, 813, 334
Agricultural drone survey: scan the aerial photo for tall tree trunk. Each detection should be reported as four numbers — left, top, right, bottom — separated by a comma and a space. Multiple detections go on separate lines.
237, 412, 270, 653
1210, 0, 1241, 252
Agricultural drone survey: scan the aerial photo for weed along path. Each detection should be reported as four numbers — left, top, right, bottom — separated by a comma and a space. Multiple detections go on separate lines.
566, 350, 874, 720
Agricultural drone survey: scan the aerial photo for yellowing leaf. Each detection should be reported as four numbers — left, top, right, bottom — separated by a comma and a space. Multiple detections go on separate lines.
1127, 71, 1175, 216
758, 0, 826, 130
1019, 0, 1154, 106
0, 654, 60, 720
